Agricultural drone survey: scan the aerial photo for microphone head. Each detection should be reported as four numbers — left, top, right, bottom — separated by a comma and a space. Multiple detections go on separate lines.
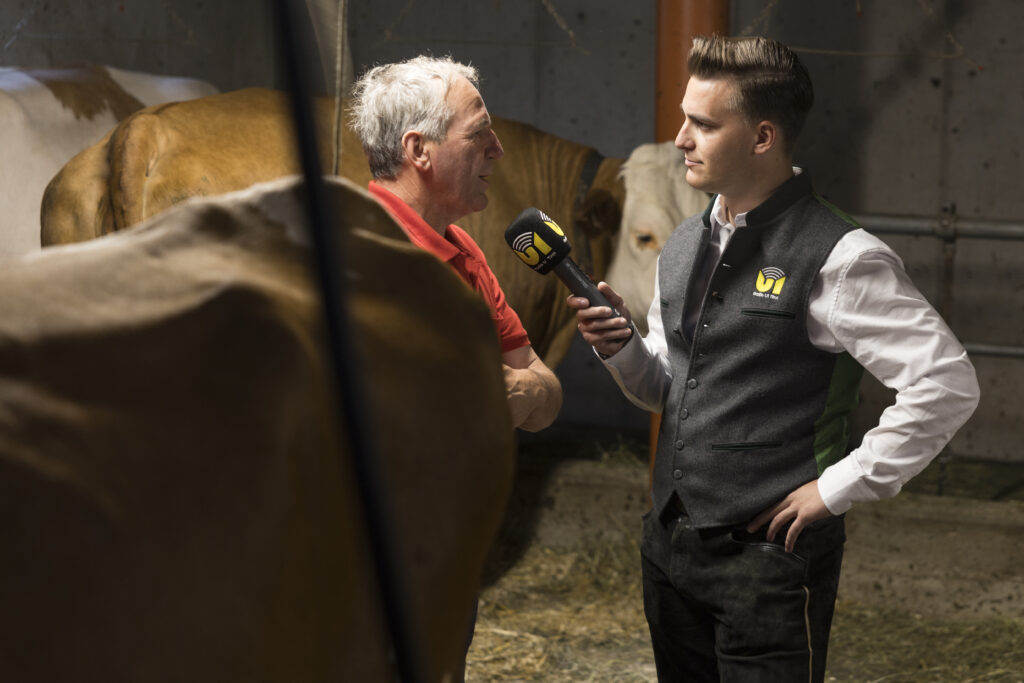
504, 208, 571, 275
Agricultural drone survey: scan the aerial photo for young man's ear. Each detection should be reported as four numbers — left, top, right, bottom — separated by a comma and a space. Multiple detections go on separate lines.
401, 130, 430, 170
752, 120, 778, 155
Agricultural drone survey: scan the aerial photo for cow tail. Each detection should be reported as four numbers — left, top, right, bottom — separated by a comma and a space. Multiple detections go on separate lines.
40, 129, 117, 246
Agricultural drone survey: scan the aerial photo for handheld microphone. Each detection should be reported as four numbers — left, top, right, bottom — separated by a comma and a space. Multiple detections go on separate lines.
504, 208, 620, 317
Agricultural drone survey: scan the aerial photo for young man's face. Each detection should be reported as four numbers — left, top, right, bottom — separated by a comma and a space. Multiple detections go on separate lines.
674, 76, 761, 199
425, 76, 504, 223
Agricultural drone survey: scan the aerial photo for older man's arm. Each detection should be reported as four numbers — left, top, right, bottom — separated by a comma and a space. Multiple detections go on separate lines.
502, 344, 562, 432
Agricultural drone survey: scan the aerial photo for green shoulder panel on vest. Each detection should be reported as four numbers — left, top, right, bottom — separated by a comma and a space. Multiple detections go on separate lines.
813, 193, 860, 228
813, 352, 864, 474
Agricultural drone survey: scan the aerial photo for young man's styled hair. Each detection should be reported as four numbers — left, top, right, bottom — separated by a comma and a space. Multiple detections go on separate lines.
349, 55, 479, 179
688, 35, 813, 152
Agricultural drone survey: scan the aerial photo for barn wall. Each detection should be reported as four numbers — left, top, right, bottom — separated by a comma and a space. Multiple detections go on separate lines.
2, 0, 1020, 461
346, 0, 656, 159
730, 0, 1024, 463
0, 0, 278, 91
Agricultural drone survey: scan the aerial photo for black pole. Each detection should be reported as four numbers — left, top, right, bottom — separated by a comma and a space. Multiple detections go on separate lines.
268, 1, 426, 681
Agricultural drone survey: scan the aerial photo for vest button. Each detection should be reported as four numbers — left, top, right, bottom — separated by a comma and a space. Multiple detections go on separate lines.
674, 440, 684, 450
687, 378, 698, 389
680, 408, 689, 419
672, 469, 683, 480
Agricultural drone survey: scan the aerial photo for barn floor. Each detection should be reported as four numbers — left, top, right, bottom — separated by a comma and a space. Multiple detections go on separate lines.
465, 429, 1024, 682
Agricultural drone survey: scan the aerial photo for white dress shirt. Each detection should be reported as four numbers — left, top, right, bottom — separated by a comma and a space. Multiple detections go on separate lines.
603, 194, 981, 516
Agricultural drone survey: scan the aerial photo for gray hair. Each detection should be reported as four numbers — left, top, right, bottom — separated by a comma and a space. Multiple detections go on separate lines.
349, 55, 479, 179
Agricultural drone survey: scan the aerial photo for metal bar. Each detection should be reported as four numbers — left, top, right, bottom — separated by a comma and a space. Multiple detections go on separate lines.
850, 213, 1024, 358
269, 1, 425, 681
963, 343, 1024, 359
852, 213, 1024, 241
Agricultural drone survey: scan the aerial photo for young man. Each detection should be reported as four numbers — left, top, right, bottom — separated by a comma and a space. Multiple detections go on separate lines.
570, 36, 979, 681
350, 55, 562, 432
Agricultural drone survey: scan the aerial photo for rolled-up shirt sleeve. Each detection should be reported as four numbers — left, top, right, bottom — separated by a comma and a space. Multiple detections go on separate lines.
811, 230, 981, 514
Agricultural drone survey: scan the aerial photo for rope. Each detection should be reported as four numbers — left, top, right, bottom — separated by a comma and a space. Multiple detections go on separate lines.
331, 0, 347, 175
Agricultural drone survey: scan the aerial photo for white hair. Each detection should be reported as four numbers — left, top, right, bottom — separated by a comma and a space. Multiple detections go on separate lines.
349, 55, 479, 179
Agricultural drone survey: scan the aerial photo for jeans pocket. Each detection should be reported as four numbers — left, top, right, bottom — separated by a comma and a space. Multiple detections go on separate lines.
792, 514, 847, 561
640, 507, 673, 571
729, 527, 810, 568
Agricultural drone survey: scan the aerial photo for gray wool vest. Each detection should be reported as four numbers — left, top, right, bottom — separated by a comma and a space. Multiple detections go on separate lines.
653, 171, 863, 529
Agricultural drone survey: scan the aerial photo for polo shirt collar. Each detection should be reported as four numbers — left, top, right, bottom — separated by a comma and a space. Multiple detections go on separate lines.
368, 181, 460, 262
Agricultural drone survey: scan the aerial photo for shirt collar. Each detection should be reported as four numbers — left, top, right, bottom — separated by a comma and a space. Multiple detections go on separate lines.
709, 166, 805, 233
367, 181, 461, 262
710, 196, 745, 233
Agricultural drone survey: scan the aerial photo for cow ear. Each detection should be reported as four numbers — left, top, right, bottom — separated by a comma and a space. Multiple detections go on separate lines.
574, 155, 625, 240
573, 188, 621, 240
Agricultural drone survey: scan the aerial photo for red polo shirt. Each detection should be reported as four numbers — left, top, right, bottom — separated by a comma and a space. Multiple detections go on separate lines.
368, 182, 530, 353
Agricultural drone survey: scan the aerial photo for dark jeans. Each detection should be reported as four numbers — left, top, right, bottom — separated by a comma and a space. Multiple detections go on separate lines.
640, 503, 845, 682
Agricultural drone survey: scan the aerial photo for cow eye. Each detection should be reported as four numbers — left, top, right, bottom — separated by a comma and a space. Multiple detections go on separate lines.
634, 231, 659, 250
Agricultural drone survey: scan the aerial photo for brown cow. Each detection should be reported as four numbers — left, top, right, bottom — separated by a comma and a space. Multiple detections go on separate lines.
0, 64, 216, 258
2, 176, 514, 682
41, 87, 624, 366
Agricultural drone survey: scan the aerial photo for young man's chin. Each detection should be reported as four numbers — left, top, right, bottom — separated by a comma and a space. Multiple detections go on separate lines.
685, 170, 710, 193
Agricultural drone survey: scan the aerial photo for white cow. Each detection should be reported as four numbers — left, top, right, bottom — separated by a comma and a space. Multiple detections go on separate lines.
0, 64, 216, 259
607, 140, 711, 333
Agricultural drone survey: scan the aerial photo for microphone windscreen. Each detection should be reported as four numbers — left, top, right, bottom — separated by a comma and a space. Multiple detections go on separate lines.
504, 208, 572, 275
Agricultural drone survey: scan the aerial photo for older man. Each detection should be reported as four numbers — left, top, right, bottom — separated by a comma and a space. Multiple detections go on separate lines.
350, 55, 562, 431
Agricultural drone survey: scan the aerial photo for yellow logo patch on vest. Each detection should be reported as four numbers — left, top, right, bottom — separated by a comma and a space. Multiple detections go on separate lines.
753, 267, 786, 300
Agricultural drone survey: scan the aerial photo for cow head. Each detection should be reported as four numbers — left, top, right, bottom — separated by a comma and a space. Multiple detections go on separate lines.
606, 141, 710, 334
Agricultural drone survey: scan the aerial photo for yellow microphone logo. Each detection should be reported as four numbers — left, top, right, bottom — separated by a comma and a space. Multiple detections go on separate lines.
755, 267, 786, 296
510, 220, 565, 267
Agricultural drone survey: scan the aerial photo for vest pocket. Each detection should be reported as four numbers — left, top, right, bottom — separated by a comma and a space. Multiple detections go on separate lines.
740, 308, 796, 320
711, 440, 784, 451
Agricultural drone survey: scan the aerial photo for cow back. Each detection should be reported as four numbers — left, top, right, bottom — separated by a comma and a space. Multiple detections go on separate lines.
4, 177, 514, 682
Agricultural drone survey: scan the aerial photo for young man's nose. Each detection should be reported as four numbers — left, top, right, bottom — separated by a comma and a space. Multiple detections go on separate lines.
674, 123, 692, 150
